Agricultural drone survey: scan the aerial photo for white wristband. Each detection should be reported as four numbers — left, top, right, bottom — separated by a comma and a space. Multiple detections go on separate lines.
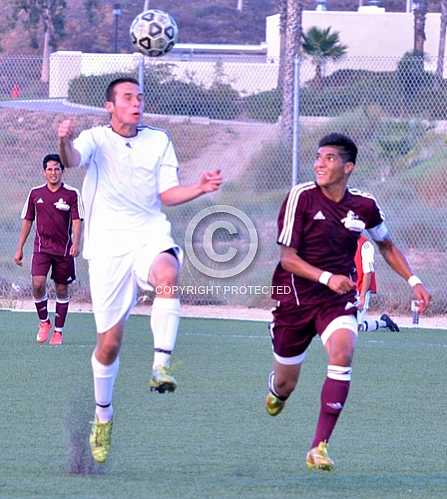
319, 271, 333, 286
408, 275, 422, 287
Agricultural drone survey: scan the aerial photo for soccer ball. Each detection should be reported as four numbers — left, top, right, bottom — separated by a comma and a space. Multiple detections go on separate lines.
129, 9, 178, 57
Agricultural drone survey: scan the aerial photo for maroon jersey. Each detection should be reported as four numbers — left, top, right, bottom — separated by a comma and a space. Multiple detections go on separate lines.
272, 182, 384, 306
21, 183, 83, 256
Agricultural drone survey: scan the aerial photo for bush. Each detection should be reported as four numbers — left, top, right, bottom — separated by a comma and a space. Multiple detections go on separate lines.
67, 63, 447, 122
243, 89, 282, 122
68, 67, 241, 120
206, 83, 241, 120
68, 72, 138, 107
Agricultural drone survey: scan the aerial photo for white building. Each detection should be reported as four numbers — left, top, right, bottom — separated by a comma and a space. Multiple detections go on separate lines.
266, 10, 444, 70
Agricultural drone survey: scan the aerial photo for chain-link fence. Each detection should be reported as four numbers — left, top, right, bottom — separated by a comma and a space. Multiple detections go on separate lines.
1, 53, 446, 314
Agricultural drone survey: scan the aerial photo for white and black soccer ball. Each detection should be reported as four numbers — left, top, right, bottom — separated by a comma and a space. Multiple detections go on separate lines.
130, 9, 178, 57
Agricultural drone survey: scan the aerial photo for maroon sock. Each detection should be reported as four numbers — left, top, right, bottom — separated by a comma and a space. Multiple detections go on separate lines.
55, 299, 69, 330
35, 298, 49, 322
311, 376, 351, 448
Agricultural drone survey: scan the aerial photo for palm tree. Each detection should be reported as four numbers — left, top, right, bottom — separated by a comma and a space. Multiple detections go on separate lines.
413, 0, 428, 57
302, 26, 347, 88
280, 0, 303, 144
277, 0, 287, 90
436, 0, 447, 83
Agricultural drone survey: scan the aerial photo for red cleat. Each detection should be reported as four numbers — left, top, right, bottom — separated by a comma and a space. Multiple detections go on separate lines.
36, 320, 51, 343
49, 331, 63, 346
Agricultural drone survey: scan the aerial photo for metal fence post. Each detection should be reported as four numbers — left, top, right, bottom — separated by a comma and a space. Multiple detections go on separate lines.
292, 54, 301, 186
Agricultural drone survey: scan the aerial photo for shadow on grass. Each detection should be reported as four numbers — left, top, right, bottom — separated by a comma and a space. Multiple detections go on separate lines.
65, 399, 106, 475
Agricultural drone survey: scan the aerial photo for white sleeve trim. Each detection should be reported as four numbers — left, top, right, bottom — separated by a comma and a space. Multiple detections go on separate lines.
277, 183, 315, 246
20, 190, 33, 219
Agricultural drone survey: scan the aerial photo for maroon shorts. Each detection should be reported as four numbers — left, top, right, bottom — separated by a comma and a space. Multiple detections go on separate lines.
270, 295, 357, 359
31, 252, 76, 285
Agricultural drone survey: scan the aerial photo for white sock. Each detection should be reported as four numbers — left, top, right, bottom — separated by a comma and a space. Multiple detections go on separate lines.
359, 319, 380, 332
91, 351, 120, 422
150, 297, 180, 369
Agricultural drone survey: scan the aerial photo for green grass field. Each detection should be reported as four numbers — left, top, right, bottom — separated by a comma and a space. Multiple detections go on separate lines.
1, 310, 446, 499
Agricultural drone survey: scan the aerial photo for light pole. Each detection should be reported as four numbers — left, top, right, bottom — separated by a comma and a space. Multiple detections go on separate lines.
138, 1, 151, 115
113, 3, 122, 53
292, 55, 301, 186
316, 0, 327, 11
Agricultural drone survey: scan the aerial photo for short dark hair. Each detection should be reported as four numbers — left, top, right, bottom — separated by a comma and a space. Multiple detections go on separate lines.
106, 77, 140, 102
318, 133, 358, 164
43, 153, 64, 171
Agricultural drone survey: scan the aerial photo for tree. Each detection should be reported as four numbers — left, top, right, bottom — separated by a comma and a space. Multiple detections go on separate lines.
83, 0, 100, 25
12, 0, 66, 82
12, 1, 66, 50
302, 26, 347, 88
413, 0, 428, 56
436, 0, 447, 83
280, 0, 303, 144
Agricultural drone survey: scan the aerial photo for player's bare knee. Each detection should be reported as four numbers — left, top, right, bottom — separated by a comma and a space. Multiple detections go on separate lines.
97, 342, 120, 364
329, 352, 353, 367
152, 267, 178, 290
32, 286, 46, 299
55, 283, 69, 300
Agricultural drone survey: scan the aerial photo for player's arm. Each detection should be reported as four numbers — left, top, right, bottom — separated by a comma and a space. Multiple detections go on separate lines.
70, 219, 82, 257
58, 119, 81, 168
280, 245, 355, 295
358, 272, 371, 309
375, 237, 431, 313
160, 170, 222, 206
14, 219, 33, 266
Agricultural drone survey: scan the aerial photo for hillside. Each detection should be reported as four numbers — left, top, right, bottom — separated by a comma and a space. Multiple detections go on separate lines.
0, 0, 442, 55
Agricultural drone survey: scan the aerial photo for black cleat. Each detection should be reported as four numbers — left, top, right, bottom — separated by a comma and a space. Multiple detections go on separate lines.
380, 314, 400, 332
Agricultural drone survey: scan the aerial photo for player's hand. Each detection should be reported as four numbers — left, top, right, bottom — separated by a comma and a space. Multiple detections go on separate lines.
58, 119, 74, 141
358, 294, 366, 309
413, 283, 431, 314
70, 243, 79, 257
199, 169, 222, 193
327, 274, 356, 295
14, 249, 23, 266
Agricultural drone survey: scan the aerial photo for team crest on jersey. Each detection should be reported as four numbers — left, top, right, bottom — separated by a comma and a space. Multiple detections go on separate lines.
54, 198, 70, 211
341, 210, 365, 232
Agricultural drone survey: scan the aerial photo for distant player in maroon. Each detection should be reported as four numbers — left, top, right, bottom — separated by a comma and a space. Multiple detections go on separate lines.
14, 154, 84, 345
265, 133, 431, 471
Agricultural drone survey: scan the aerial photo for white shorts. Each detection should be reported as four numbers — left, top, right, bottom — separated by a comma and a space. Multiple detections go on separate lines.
88, 243, 183, 333
320, 315, 359, 346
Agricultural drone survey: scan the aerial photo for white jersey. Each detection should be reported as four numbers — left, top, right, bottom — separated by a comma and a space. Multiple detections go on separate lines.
73, 125, 179, 258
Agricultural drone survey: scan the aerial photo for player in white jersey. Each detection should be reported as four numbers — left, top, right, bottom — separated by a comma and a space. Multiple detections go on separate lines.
58, 77, 222, 463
